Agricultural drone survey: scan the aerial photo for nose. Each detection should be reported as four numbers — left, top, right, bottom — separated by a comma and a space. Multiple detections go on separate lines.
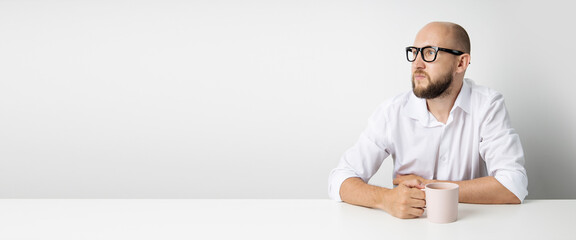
412, 52, 426, 70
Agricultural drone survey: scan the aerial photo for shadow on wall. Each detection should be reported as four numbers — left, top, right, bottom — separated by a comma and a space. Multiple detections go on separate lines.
511, 72, 575, 199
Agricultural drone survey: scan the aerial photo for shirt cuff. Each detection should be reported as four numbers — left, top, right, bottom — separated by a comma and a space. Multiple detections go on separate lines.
494, 171, 528, 203
328, 170, 358, 202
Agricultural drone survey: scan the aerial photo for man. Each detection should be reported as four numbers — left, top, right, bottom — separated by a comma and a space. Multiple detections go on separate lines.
328, 22, 528, 219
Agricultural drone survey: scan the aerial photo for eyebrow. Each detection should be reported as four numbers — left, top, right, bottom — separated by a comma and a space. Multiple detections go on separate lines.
411, 45, 435, 48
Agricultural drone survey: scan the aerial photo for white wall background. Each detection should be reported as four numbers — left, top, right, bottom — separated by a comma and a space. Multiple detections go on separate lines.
0, 0, 574, 199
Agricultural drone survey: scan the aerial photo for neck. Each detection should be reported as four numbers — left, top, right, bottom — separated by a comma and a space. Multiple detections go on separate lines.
426, 79, 463, 124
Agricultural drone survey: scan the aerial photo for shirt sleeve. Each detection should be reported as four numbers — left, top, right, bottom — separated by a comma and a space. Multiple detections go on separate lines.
479, 93, 529, 202
328, 104, 391, 201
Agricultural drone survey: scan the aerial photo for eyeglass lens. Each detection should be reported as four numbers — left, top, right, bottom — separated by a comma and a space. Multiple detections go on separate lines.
407, 47, 437, 62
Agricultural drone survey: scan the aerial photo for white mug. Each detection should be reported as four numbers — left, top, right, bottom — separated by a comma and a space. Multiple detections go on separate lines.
424, 182, 459, 223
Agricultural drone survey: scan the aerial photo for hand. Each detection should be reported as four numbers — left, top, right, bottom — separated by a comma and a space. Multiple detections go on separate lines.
381, 179, 426, 219
393, 174, 433, 186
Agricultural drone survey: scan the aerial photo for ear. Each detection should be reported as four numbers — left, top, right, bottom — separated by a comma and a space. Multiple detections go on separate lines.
455, 53, 471, 74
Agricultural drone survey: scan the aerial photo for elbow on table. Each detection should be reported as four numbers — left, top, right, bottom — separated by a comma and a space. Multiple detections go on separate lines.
498, 188, 523, 204
507, 195, 522, 204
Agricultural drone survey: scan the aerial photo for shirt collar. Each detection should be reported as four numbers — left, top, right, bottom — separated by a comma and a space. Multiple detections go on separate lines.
453, 78, 472, 114
405, 91, 429, 125
404, 78, 472, 125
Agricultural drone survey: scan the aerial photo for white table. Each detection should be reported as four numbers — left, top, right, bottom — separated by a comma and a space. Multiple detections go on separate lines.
0, 199, 571, 240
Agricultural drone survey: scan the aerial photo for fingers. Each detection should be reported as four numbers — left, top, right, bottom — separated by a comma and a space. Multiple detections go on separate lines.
394, 174, 428, 189
402, 179, 424, 189
409, 197, 426, 209
393, 174, 409, 185
396, 199, 425, 219
408, 188, 426, 208
390, 185, 426, 218
409, 187, 426, 199
408, 207, 425, 218
398, 184, 426, 199
405, 196, 426, 218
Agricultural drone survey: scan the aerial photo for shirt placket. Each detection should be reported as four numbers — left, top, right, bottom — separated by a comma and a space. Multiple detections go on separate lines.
434, 124, 451, 180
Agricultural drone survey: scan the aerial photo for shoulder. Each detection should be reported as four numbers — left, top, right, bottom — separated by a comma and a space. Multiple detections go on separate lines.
366, 91, 416, 129
373, 91, 412, 117
464, 79, 510, 126
466, 79, 505, 107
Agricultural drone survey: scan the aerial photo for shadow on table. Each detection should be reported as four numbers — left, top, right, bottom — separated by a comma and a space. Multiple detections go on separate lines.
457, 206, 482, 221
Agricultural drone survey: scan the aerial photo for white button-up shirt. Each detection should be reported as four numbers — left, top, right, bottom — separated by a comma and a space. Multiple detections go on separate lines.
329, 79, 528, 202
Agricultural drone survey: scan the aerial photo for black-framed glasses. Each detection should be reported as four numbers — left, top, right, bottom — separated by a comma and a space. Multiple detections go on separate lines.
406, 46, 465, 62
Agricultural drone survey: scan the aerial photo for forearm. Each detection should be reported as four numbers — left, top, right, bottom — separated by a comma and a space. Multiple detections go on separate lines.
341, 177, 427, 218
444, 176, 520, 204
340, 177, 390, 210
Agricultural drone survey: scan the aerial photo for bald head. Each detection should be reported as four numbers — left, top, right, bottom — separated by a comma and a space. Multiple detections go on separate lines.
416, 22, 471, 54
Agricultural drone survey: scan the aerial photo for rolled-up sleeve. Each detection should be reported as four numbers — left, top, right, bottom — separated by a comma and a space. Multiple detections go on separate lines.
328, 104, 391, 201
479, 93, 529, 202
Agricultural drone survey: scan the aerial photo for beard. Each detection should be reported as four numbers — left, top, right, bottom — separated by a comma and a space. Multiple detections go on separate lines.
412, 69, 453, 99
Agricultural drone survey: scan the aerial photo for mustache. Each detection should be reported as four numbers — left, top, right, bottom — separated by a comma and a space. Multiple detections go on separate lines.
413, 70, 430, 78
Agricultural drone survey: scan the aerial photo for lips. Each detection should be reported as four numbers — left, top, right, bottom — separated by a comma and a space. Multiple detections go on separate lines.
414, 74, 426, 80
413, 70, 429, 81
413, 74, 427, 82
